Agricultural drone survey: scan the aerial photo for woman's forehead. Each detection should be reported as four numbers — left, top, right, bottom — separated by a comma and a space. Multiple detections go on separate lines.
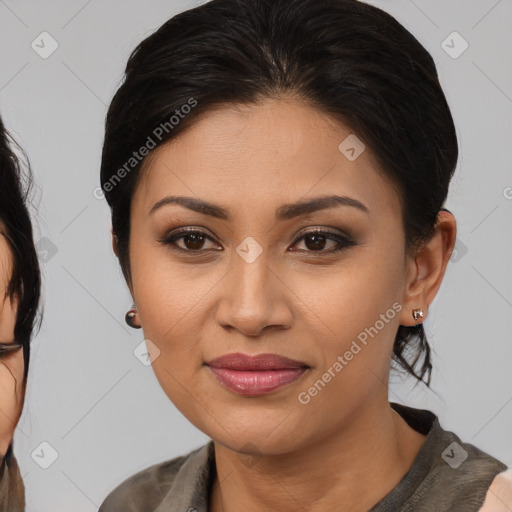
132, 100, 397, 217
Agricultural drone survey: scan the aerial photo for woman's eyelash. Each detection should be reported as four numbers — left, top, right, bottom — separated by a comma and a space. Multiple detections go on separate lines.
158, 229, 221, 253
0, 342, 23, 358
157, 227, 356, 254
291, 228, 356, 253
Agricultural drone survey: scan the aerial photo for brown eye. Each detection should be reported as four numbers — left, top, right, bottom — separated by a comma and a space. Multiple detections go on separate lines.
158, 228, 221, 253
179, 232, 211, 251
290, 229, 356, 253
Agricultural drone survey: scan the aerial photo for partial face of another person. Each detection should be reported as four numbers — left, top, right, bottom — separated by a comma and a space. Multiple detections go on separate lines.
125, 97, 430, 455
0, 220, 24, 457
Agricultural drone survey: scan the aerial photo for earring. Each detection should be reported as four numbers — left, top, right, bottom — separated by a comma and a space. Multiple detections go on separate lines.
125, 305, 141, 329
412, 308, 424, 325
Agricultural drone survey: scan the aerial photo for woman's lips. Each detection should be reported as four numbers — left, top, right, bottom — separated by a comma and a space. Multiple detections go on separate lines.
207, 367, 308, 396
205, 352, 310, 396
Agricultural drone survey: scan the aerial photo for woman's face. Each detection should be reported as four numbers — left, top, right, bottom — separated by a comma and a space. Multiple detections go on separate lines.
127, 97, 423, 455
0, 220, 24, 457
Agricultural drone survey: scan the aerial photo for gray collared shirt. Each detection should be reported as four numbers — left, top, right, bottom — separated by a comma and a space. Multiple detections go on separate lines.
98, 402, 512, 512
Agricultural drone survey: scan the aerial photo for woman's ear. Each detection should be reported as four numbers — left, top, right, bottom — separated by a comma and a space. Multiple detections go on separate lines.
399, 210, 457, 326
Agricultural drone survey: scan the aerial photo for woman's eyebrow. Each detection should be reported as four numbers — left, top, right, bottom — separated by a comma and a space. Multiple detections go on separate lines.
149, 194, 370, 220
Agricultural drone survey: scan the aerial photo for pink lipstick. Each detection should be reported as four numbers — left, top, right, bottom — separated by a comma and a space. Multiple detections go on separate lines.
205, 352, 309, 396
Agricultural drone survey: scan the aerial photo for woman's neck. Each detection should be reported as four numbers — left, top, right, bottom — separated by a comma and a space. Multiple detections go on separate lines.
209, 400, 427, 512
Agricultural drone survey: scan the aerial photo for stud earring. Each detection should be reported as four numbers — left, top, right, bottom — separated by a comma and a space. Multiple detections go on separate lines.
412, 308, 424, 325
125, 305, 141, 329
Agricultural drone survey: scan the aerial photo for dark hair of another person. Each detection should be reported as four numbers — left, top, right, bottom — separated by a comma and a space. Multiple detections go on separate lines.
0, 115, 42, 378
100, 0, 458, 387
0, 114, 42, 508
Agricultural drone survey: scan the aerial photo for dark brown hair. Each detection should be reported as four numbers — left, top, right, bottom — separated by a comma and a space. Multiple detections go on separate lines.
0, 113, 43, 509
100, 0, 458, 387
0, 114, 42, 381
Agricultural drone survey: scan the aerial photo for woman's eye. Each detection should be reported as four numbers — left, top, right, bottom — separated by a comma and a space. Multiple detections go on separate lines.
0, 342, 23, 358
159, 228, 355, 254
159, 229, 220, 252
290, 229, 356, 253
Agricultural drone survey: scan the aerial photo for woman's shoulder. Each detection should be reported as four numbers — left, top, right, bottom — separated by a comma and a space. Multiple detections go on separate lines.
98, 453, 189, 512
376, 403, 512, 511
98, 442, 212, 512
415, 420, 512, 510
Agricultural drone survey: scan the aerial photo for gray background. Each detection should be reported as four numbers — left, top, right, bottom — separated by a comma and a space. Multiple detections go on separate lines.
0, 0, 511, 510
